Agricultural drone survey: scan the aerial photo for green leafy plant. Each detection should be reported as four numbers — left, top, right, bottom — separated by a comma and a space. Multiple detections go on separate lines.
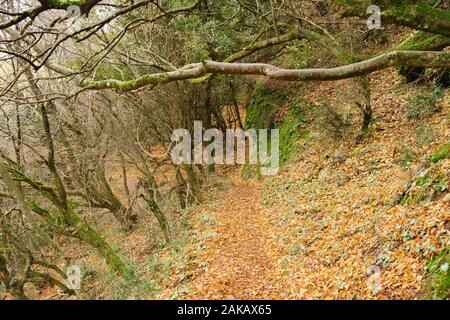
431, 143, 450, 163
423, 247, 450, 300
401, 171, 448, 205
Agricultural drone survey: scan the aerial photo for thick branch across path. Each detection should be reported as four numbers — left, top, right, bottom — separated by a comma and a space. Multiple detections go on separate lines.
81, 51, 450, 92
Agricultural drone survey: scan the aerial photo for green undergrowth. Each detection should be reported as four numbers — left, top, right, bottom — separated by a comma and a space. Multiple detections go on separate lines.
242, 83, 310, 179
401, 143, 450, 205
245, 81, 286, 130
278, 98, 310, 164
423, 246, 450, 300
407, 84, 444, 120
431, 142, 450, 163
401, 170, 447, 205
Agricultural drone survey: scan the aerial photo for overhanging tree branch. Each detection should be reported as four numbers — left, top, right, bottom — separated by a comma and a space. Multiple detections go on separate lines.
38, 0, 102, 14
80, 51, 450, 92
0, 0, 103, 30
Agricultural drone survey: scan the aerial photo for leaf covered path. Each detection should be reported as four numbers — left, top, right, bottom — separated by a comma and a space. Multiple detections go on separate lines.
183, 175, 286, 299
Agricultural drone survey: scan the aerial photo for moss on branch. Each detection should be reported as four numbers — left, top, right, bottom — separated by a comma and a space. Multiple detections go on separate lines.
81, 51, 450, 92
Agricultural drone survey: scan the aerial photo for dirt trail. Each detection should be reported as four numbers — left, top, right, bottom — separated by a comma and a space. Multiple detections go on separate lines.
184, 175, 285, 299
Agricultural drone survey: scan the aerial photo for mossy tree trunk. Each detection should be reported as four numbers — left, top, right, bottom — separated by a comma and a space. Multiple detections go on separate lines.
15, 70, 135, 279
175, 168, 187, 209
27, 197, 135, 279
185, 164, 202, 205
98, 170, 137, 230
142, 197, 172, 243
65, 210, 134, 277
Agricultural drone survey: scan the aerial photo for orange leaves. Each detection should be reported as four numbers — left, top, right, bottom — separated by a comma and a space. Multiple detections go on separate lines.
175, 173, 288, 300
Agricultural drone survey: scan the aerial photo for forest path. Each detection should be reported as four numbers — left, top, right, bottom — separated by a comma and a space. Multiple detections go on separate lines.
183, 173, 286, 299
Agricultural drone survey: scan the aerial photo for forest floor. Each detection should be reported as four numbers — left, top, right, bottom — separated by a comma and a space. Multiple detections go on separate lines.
179, 173, 286, 299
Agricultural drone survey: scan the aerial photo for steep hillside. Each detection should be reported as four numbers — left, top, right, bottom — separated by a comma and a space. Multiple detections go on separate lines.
157, 69, 449, 300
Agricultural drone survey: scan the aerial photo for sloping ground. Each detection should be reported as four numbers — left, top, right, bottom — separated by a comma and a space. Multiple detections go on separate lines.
165, 70, 449, 300
253, 72, 449, 299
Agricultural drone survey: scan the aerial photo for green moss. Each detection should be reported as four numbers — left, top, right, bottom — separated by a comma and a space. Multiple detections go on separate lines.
335, 52, 365, 65
397, 32, 449, 51
279, 99, 310, 165
416, 175, 431, 187
241, 97, 310, 179
242, 83, 311, 178
423, 246, 450, 300
46, 0, 83, 6
245, 81, 286, 130
431, 143, 450, 163
396, 30, 450, 83
45, 0, 94, 9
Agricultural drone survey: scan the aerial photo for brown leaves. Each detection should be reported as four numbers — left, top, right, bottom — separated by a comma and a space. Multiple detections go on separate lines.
178, 175, 288, 300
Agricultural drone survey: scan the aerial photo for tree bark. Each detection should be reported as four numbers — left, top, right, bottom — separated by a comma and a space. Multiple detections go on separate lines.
82, 51, 450, 92
67, 210, 134, 277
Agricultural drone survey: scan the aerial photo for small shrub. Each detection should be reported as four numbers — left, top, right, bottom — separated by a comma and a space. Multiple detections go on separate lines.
428, 69, 450, 88
241, 160, 261, 180
393, 147, 418, 167
431, 143, 450, 163
414, 122, 439, 146
314, 101, 349, 139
